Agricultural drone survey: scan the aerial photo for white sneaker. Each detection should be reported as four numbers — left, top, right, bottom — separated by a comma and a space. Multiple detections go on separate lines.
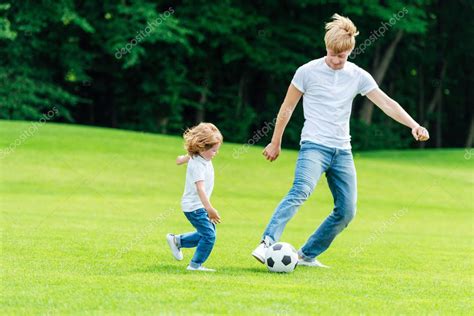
166, 233, 183, 261
186, 265, 216, 272
251, 241, 269, 264
298, 257, 330, 268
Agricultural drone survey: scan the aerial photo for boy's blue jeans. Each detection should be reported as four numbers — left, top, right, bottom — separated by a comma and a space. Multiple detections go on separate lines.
262, 141, 357, 260
176, 208, 216, 268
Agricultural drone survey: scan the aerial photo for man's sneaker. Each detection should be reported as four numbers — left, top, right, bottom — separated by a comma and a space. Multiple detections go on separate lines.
297, 257, 330, 268
186, 265, 216, 272
166, 233, 183, 261
251, 241, 269, 264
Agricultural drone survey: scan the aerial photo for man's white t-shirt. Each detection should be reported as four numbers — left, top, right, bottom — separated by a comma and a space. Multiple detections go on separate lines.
291, 57, 378, 149
181, 155, 214, 212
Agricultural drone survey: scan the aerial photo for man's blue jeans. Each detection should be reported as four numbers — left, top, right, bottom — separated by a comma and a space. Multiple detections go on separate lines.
262, 141, 357, 260
176, 208, 216, 268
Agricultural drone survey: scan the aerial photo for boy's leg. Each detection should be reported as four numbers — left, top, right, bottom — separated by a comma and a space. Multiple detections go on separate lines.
184, 208, 216, 268
166, 233, 184, 260
167, 212, 201, 260
261, 142, 332, 243
299, 149, 357, 260
177, 231, 201, 248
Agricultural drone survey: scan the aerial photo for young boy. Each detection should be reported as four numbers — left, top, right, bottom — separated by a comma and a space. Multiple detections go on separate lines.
167, 122, 223, 272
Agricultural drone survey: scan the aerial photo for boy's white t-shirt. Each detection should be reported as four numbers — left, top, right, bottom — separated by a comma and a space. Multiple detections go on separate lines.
181, 155, 214, 212
291, 57, 378, 149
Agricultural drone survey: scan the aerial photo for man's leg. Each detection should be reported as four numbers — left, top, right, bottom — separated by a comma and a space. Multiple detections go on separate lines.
261, 142, 332, 243
299, 148, 357, 260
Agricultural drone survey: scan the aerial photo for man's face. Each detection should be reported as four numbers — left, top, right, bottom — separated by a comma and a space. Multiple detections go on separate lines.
325, 48, 352, 70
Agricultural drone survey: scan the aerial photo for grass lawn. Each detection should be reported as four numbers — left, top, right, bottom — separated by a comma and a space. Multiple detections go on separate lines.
1, 120, 473, 314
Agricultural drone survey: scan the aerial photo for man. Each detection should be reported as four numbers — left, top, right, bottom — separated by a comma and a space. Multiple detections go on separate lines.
252, 14, 429, 267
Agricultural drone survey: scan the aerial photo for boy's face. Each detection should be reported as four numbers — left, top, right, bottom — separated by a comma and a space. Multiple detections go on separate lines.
200, 143, 221, 161
325, 48, 352, 70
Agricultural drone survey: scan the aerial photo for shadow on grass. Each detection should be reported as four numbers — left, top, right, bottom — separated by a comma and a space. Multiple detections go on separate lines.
137, 263, 272, 275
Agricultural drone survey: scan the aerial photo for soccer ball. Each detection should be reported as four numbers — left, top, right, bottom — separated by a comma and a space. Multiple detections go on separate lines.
265, 242, 298, 273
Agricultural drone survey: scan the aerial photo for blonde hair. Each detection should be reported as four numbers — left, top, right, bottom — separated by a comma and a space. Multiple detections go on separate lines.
324, 13, 359, 53
183, 122, 223, 156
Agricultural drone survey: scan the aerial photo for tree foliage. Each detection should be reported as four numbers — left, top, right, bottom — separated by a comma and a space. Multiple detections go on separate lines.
1, 0, 472, 149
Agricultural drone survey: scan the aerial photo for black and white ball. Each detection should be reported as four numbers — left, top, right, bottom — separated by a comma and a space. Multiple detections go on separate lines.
265, 242, 298, 273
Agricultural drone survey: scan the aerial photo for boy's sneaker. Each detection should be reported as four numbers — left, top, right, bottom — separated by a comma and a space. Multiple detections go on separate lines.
297, 257, 330, 268
166, 233, 183, 261
186, 265, 216, 272
252, 240, 269, 264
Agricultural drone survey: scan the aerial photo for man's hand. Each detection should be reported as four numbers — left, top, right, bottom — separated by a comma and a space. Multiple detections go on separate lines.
262, 142, 281, 162
176, 154, 190, 165
206, 207, 221, 224
411, 125, 430, 141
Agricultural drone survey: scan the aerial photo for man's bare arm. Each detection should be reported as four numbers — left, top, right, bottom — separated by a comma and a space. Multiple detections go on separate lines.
366, 88, 429, 141
263, 84, 303, 161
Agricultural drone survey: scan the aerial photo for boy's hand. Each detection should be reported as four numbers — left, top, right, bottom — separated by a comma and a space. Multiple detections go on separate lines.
411, 125, 430, 141
206, 207, 221, 224
176, 154, 190, 165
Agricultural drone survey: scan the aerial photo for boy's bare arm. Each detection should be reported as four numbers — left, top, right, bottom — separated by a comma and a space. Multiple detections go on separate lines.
195, 180, 221, 224
176, 154, 190, 165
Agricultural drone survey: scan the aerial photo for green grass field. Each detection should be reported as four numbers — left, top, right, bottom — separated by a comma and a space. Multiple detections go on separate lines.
1, 120, 473, 314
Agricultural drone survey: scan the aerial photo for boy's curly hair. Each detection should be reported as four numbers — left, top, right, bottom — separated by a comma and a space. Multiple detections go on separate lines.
183, 122, 223, 156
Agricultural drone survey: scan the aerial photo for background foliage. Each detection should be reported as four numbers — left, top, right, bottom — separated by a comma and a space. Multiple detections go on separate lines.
1, 0, 472, 150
